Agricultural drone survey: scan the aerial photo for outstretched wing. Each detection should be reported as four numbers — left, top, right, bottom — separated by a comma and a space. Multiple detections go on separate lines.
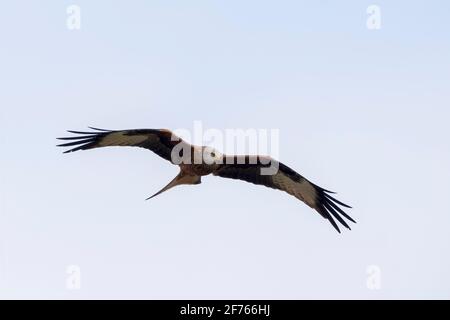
57, 127, 188, 163
213, 155, 355, 233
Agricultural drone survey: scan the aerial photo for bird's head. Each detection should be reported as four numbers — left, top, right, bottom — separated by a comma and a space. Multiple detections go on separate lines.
202, 146, 224, 166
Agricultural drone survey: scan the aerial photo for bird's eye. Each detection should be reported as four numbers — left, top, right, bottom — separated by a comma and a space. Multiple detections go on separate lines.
211, 152, 216, 158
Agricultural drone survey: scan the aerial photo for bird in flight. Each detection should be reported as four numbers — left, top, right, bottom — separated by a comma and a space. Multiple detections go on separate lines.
57, 127, 355, 233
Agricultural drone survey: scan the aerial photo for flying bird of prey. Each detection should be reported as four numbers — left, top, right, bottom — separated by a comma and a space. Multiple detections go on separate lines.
57, 127, 355, 233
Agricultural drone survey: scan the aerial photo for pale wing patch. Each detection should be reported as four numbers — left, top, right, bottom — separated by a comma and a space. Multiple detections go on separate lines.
98, 132, 149, 147
272, 172, 317, 208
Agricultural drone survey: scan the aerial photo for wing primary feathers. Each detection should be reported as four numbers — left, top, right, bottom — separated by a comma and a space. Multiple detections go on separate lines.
323, 193, 352, 208
62, 142, 98, 153
325, 197, 356, 223
57, 137, 96, 147
88, 127, 112, 132
317, 186, 336, 194
57, 136, 95, 140
58, 129, 111, 152
323, 202, 351, 230
67, 130, 99, 135
322, 209, 341, 233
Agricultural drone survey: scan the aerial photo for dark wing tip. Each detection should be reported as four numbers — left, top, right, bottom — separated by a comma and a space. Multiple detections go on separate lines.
324, 193, 352, 209
67, 130, 97, 135
315, 188, 355, 232
88, 126, 112, 132
328, 213, 341, 233
320, 187, 337, 194
57, 127, 110, 153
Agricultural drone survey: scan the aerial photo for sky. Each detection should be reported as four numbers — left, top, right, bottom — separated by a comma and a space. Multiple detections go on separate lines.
1, 0, 450, 299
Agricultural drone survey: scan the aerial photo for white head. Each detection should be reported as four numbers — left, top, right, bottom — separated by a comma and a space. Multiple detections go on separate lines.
202, 146, 224, 165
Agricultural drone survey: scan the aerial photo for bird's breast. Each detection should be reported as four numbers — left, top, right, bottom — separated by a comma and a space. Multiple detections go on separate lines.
180, 163, 214, 176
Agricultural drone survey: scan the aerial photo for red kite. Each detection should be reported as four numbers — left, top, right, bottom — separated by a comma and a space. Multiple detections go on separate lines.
58, 127, 354, 233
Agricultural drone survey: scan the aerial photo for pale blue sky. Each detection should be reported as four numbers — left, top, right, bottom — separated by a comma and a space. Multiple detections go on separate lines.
1, 0, 450, 299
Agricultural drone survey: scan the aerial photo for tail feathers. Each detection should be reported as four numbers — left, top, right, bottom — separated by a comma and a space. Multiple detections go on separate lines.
146, 172, 201, 200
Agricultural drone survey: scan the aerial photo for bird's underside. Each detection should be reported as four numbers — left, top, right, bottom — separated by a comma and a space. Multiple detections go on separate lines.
57, 127, 355, 233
